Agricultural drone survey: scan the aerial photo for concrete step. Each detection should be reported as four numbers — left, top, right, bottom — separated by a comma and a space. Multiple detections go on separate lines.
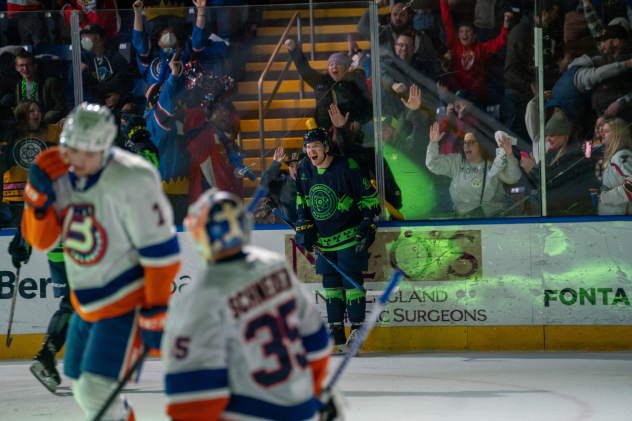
261, 7, 389, 20
237, 80, 312, 95
257, 24, 359, 37
251, 40, 370, 55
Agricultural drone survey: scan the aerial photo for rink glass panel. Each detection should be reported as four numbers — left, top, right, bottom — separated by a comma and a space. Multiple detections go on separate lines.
0, 10, 77, 228
2, 3, 614, 228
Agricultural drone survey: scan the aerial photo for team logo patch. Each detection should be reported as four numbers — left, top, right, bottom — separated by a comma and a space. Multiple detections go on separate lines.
13, 137, 47, 169
595, 158, 604, 182
309, 184, 338, 220
150, 57, 163, 82
63, 205, 108, 266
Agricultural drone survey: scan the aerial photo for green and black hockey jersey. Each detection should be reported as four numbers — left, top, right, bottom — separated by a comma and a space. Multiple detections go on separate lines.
296, 155, 381, 251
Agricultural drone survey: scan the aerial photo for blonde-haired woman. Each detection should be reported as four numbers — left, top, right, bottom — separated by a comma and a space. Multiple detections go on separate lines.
599, 118, 632, 215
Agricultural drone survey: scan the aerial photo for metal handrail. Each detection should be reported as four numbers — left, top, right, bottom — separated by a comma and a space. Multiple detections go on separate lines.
258, 11, 303, 172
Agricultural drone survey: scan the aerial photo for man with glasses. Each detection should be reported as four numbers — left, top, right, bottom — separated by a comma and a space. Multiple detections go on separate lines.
380, 32, 442, 119
295, 128, 381, 352
357, 0, 444, 63
14, 50, 68, 125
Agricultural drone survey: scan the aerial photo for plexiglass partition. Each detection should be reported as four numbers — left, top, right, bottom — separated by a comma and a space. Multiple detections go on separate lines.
2, 0, 628, 228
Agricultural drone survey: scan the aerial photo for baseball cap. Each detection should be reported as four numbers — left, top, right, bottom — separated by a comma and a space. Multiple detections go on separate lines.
80, 23, 106, 38
284, 152, 305, 165
595, 18, 630, 41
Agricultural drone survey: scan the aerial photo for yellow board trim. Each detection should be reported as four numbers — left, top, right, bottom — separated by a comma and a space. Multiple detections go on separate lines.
0, 334, 65, 360
4, 326, 630, 359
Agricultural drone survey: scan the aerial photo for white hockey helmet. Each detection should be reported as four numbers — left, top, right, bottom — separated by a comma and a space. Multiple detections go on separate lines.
184, 188, 252, 264
60, 103, 117, 164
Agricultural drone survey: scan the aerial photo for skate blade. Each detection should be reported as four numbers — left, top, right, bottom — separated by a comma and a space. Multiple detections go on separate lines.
333, 344, 348, 354
30, 361, 59, 394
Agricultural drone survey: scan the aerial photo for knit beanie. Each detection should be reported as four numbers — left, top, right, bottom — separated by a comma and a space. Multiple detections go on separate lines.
544, 111, 572, 136
328, 52, 351, 67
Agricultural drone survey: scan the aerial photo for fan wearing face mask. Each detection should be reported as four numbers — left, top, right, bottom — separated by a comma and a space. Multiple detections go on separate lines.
133, 0, 209, 90
73, 23, 134, 107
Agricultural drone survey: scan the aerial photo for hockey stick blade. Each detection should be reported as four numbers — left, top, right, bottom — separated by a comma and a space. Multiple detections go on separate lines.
319, 269, 404, 402
6, 267, 20, 348
246, 186, 268, 215
92, 346, 150, 421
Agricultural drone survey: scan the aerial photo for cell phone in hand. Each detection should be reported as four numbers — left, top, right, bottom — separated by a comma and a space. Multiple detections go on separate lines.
585, 141, 592, 158
173, 46, 184, 62
520, 151, 529, 159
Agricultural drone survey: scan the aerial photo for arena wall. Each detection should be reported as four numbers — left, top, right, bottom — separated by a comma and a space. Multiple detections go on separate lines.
2, 218, 631, 359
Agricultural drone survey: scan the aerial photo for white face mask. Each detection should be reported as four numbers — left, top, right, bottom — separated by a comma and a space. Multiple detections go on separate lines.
81, 36, 93, 52
160, 32, 177, 48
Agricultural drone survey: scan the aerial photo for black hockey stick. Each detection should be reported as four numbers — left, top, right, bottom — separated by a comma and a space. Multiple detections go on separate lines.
92, 346, 150, 421
6, 267, 20, 348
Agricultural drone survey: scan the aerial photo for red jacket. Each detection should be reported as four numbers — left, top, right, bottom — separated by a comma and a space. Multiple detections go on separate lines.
8, 0, 45, 13
441, 0, 507, 102
185, 107, 244, 203
61, 0, 121, 39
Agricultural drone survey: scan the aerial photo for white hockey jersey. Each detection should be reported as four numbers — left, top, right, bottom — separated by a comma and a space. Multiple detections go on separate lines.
162, 246, 331, 421
426, 142, 522, 216
598, 149, 632, 215
23, 147, 180, 322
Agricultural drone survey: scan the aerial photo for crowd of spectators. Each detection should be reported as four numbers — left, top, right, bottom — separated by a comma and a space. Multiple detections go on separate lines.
1, 0, 631, 226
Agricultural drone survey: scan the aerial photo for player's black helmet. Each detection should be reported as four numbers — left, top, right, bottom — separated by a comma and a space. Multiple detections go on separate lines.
302, 128, 331, 153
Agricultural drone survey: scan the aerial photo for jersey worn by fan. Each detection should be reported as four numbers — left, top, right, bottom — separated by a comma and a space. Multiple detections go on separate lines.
296, 155, 381, 251
3, 125, 60, 203
162, 246, 330, 421
22, 148, 180, 323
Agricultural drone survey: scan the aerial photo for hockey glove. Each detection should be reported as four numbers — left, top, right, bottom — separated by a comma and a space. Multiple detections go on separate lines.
319, 387, 347, 421
354, 218, 377, 252
8, 227, 31, 269
139, 306, 167, 356
295, 218, 317, 252
24, 148, 69, 213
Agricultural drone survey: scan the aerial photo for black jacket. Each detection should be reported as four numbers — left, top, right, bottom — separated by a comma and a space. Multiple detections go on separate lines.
260, 160, 298, 223
527, 144, 599, 216
289, 47, 373, 129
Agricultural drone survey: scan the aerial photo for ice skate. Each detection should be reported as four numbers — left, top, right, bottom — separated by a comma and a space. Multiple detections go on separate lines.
345, 323, 364, 354
329, 322, 348, 354
30, 342, 60, 393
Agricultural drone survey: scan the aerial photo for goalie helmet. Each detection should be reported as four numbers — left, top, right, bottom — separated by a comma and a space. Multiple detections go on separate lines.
184, 189, 252, 263
60, 102, 117, 165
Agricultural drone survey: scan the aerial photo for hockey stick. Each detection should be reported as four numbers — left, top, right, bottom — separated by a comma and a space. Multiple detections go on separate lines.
319, 269, 404, 402
247, 186, 268, 214
272, 208, 370, 297
5, 267, 20, 348
92, 346, 150, 421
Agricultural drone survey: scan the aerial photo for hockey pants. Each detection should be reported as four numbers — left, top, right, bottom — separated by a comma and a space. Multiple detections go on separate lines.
316, 247, 367, 324
65, 309, 142, 421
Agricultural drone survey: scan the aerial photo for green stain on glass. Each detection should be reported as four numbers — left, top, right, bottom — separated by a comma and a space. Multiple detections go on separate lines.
383, 143, 436, 219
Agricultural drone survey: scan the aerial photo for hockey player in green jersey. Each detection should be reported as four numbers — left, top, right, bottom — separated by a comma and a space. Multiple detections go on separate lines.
295, 128, 381, 351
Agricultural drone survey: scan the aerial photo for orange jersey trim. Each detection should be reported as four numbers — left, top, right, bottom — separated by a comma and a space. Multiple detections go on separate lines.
21, 206, 62, 251
143, 262, 181, 307
71, 287, 146, 323
309, 355, 330, 397
167, 397, 230, 421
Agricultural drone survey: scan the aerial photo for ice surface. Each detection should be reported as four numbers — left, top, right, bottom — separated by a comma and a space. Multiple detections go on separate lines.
1, 352, 631, 420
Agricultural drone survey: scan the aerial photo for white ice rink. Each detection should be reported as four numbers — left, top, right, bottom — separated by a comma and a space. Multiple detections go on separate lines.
2, 352, 631, 421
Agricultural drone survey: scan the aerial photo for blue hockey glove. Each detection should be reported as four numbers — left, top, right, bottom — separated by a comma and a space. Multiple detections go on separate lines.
295, 218, 317, 252
24, 148, 69, 213
139, 306, 167, 356
355, 219, 377, 252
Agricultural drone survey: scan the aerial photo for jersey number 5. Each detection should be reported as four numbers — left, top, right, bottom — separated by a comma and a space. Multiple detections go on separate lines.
245, 299, 307, 387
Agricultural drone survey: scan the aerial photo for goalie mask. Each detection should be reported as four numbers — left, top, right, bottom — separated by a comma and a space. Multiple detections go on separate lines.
184, 189, 252, 263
